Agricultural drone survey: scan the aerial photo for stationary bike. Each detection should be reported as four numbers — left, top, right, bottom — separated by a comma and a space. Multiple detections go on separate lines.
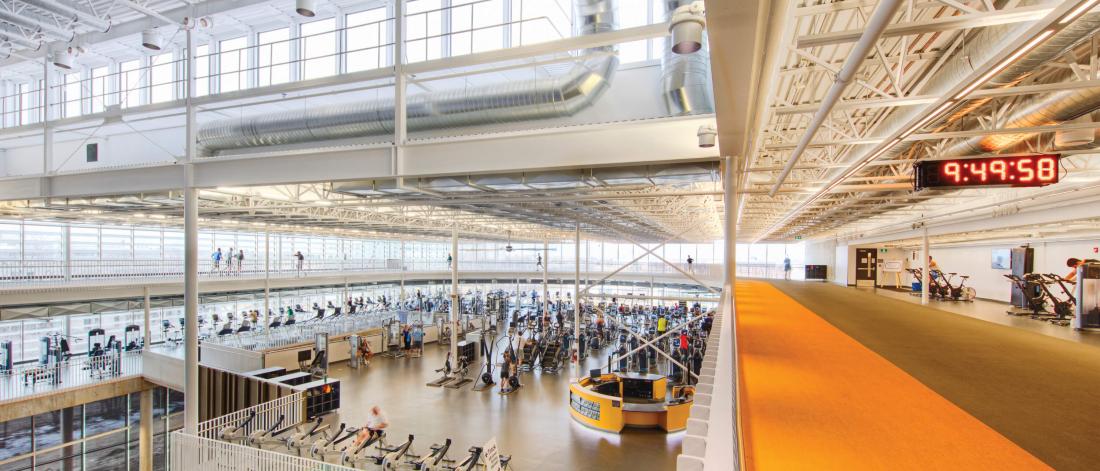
938, 272, 976, 301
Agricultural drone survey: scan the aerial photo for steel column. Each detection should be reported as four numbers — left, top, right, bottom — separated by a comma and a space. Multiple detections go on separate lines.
182, 26, 199, 434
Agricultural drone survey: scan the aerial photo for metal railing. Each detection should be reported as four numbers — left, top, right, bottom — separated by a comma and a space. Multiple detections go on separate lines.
0, 349, 142, 403
196, 391, 304, 441
203, 310, 398, 351
0, 259, 725, 288
170, 430, 358, 471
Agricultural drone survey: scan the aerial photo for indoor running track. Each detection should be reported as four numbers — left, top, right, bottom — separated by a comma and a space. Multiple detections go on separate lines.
735, 280, 1052, 470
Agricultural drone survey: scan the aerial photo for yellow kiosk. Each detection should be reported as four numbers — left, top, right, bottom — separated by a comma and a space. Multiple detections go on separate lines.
568, 371, 693, 433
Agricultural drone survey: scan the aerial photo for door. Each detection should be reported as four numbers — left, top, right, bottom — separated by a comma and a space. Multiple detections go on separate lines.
855, 249, 877, 287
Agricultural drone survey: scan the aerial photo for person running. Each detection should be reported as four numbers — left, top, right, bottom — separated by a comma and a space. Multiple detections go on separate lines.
686, 255, 694, 273
211, 248, 222, 273
294, 251, 305, 277
783, 256, 792, 280
236, 249, 245, 274
1065, 258, 1099, 281
536, 254, 543, 269
447, 253, 453, 268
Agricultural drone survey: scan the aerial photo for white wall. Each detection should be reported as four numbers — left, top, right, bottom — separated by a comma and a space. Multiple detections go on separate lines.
805, 238, 837, 281
834, 244, 849, 286
904, 239, 1100, 302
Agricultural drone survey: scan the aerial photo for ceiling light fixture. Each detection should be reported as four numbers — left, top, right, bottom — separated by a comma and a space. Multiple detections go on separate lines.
142, 28, 162, 50
953, 30, 1054, 100
669, 1, 705, 54
1059, 0, 1100, 24
296, 0, 317, 17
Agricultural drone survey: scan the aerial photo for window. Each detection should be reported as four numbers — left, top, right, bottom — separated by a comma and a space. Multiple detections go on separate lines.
617, 0, 649, 63
91, 66, 110, 112
451, 0, 505, 56
119, 59, 142, 108
63, 72, 82, 118
346, 8, 389, 72
301, 18, 337, 80
219, 36, 249, 93
19, 82, 36, 125
258, 28, 291, 86
195, 44, 210, 97
512, 0, 570, 46
150, 53, 175, 103
406, 0, 444, 63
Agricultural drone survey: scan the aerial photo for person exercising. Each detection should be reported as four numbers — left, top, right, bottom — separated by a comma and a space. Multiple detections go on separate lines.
1065, 258, 1099, 281
354, 406, 389, 445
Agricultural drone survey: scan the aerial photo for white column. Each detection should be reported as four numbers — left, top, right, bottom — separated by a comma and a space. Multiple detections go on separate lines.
921, 224, 930, 305
574, 222, 580, 366
42, 55, 53, 175
400, 237, 406, 301
264, 230, 270, 331
183, 27, 200, 434
725, 156, 736, 294
63, 225, 71, 281
542, 240, 549, 316
450, 229, 459, 363
143, 286, 151, 348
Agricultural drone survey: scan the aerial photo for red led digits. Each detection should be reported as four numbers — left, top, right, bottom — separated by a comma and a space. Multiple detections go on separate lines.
1018, 158, 1034, 182
990, 160, 1007, 181
1038, 157, 1056, 181
944, 162, 961, 182
916, 155, 1059, 190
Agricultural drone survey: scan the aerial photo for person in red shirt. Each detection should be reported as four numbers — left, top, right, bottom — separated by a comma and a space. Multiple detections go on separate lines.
679, 331, 690, 354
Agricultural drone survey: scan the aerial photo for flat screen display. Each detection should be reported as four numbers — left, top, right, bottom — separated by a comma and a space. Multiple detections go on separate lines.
914, 154, 1059, 190
992, 249, 1010, 270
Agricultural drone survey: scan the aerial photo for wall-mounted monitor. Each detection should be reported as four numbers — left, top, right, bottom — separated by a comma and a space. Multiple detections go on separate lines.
992, 248, 1011, 270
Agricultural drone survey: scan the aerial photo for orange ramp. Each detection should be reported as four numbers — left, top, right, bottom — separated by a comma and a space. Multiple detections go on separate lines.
735, 281, 1050, 470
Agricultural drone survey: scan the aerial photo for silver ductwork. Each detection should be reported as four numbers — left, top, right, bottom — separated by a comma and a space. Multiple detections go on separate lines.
198, 0, 716, 155
198, 0, 620, 154
662, 0, 714, 115
838, 1, 1100, 167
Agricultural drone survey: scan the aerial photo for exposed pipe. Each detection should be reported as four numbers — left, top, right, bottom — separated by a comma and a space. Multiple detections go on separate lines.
119, 0, 176, 25
662, 0, 714, 115
197, 0, 619, 154
768, 0, 903, 196
767, 2, 1100, 238
0, 8, 74, 42
24, 0, 111, 33
1, 30, 42, 51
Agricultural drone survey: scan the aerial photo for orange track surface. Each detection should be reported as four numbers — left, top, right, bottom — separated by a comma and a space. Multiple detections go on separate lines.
735, 281, 1051, 470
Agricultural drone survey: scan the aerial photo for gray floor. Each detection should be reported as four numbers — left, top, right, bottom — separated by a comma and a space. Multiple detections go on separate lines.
865, 286, 1100, 348
327, 334, 682, 471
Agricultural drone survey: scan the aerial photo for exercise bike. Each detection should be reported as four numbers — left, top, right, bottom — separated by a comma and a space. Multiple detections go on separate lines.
938, 272, 976, 301
1004, 274, 1047, 316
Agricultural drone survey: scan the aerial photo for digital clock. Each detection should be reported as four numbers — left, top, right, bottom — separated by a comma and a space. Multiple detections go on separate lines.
913, 154, 1060, 190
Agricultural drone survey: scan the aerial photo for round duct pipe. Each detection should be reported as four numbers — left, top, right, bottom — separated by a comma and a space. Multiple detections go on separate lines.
1055, 115, 1095, 148
669, 1, 705, 54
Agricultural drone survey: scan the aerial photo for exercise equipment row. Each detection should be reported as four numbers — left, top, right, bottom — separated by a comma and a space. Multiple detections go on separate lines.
219, 413, 511, 470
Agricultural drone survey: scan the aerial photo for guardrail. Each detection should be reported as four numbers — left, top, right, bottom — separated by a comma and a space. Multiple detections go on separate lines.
0, 349, 142, 403
0, 259, 725, 288
196, 391, 305, 441
677, 287, 738, 470
170, 430, 358, 471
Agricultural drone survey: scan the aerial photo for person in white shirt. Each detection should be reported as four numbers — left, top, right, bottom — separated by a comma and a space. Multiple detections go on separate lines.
356, 405, 389, 443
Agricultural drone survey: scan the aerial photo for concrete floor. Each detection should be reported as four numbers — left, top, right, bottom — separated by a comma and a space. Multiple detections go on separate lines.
865, 286, 1100, 348
326, 333, 682, 471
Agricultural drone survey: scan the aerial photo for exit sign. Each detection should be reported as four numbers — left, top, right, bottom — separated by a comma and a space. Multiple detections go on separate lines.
795, 236, 802, 240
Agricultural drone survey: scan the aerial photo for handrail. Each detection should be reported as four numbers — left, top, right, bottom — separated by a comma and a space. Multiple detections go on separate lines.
0, 349, 142, 403
170, 429, 358, 471
196, 391, 304, 440
676, 285, 738, 470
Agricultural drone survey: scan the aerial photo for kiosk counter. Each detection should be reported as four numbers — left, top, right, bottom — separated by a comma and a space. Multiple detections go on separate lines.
568, 372, 692, 433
